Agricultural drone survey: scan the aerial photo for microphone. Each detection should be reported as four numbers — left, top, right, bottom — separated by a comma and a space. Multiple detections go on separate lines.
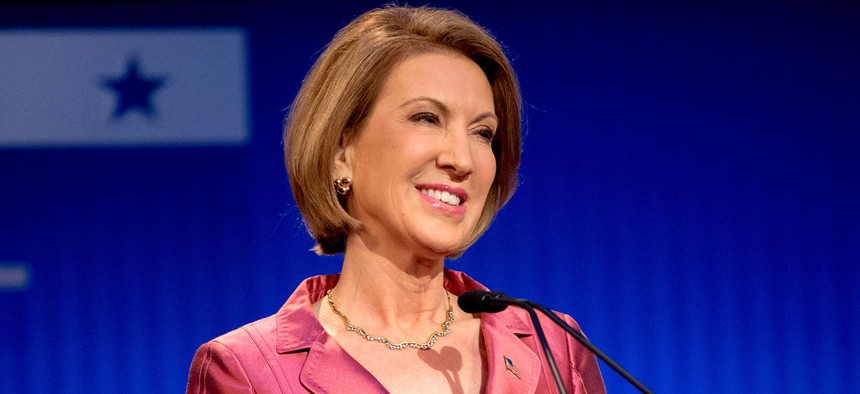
457, 290, 511, 313
457, 290, 653, 394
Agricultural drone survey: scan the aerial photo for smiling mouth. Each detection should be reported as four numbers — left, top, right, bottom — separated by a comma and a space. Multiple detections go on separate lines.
419, 188, 463, 206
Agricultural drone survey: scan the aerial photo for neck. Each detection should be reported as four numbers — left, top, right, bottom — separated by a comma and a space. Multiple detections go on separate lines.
330, 234, 449, 336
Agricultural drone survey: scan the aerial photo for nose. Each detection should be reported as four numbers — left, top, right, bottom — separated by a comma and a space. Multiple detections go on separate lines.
436, 130, 473, 180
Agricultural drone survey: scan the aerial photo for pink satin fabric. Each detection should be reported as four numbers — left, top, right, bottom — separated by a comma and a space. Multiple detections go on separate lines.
187, 269, 606, 393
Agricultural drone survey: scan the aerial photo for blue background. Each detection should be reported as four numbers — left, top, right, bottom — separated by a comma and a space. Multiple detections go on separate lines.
1, 1, 858, 392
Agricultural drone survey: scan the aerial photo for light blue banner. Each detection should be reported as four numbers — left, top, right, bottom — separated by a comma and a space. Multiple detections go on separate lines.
0, 29, 249, 147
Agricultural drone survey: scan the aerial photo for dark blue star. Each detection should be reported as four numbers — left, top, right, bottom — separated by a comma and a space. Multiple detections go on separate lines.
103, 58, 166, 119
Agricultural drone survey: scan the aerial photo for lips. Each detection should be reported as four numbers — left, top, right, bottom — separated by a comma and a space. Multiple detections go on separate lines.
420, 188, 462, 206
416, 184, 468, 205
416, 183, 469, 215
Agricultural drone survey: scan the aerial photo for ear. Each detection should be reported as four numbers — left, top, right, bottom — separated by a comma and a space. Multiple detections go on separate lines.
332, 136, 355, 179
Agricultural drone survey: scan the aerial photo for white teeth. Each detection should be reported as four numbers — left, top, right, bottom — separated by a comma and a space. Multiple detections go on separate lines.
421, 188, 462, 206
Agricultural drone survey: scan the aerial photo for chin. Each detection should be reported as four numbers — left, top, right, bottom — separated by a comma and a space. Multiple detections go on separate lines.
416, 239, 466, 260
407, 223, 473, 259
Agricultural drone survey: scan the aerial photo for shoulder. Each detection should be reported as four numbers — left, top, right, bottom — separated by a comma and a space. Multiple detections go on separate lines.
538, 310, 607, 394
210, 314, 280, 356
187, 315, 281, 394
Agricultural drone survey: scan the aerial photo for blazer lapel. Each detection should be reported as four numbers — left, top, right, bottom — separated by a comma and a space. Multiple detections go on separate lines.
482, 310, 541, 394
299, 333, 390, 394
273, 274, 388, 393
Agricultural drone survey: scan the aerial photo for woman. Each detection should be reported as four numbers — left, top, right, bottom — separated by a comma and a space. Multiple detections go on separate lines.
188, 5, 605, 393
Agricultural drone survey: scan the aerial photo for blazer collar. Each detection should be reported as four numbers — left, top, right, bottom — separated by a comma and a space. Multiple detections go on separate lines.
275, 273, 338, 354
275, 269, 521, 351
273, 270, 542, 393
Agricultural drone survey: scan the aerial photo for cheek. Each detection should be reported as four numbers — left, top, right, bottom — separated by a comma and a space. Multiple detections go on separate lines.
352, 136, 397, 176
477, 150, 498, 190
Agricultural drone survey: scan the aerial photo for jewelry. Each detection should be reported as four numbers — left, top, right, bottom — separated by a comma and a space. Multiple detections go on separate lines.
334, 177, 352, 195
325, 288, 454, 350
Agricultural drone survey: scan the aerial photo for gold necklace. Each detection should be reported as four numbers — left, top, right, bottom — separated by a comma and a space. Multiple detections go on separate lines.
325, 288, 454, 350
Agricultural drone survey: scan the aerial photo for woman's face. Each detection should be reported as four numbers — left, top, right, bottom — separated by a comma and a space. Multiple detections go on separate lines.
337, 51, 498, 258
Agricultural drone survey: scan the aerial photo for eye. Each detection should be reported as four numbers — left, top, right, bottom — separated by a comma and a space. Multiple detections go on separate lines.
410, 112, 440, 125
475, 127, 496, 143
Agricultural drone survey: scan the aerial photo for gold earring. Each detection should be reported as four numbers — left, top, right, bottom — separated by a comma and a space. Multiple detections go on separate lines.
334, 177, 352, 195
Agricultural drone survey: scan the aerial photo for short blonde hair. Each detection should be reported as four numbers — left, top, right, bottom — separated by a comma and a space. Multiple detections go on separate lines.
284, 5, 521, 257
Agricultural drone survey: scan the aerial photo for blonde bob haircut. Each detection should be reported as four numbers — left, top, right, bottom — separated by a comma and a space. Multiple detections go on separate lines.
284, 5, 521, 257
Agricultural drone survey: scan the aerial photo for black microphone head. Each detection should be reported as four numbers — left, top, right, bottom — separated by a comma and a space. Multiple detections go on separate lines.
458, 290, 508, 313
458, 290, 488, 313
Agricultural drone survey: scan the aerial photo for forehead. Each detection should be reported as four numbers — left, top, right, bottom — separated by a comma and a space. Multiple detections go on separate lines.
373, 51, 495, 111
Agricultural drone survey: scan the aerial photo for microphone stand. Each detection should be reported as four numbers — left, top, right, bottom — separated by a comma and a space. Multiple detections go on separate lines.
525, 301, 654, 394
459, 290, 654, 393
511, 299, 567, 394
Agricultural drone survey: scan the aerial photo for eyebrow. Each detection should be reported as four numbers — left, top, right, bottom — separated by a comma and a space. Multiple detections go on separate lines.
400, 96, 498, 124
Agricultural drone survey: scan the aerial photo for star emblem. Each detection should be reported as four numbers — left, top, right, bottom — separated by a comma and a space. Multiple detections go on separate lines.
103, 57, 166, 119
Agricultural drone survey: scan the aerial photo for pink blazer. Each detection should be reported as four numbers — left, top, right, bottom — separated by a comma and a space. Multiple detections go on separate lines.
187, 270, 606, 393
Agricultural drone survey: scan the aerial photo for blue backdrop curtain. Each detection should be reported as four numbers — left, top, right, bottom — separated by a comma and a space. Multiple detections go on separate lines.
0, 1, 857, 392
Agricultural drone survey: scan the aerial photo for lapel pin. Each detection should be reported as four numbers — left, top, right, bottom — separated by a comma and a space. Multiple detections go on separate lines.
504, 355, 521, 379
